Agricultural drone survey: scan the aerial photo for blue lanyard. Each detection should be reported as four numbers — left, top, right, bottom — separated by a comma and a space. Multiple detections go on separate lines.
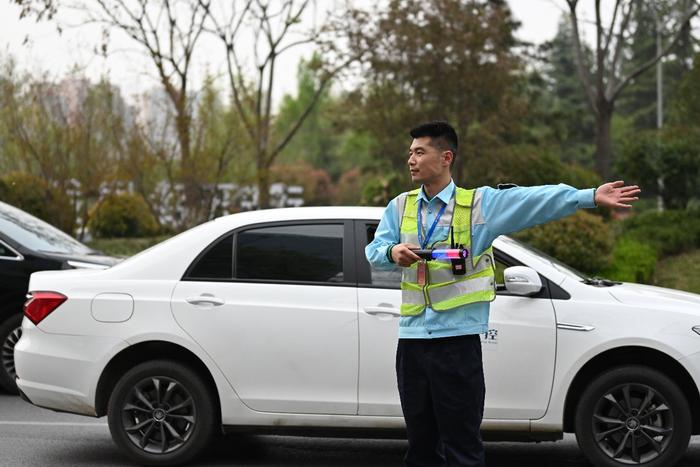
417, 198, 448, 249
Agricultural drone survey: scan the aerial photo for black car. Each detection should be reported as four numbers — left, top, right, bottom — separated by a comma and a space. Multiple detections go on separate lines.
0, 201, 118, 393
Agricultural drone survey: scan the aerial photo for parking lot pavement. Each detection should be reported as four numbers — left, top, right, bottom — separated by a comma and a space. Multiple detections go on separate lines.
2, 392, 700, 466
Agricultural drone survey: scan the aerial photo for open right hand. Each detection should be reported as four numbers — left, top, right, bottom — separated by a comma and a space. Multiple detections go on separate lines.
391, 243, 422, 267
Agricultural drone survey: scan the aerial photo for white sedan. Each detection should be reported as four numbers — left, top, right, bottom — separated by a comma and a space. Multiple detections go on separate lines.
14, 207, 700, 467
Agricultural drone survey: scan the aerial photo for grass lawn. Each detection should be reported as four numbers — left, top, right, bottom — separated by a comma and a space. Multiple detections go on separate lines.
87, 235, 172, 258
656, 249, 700, 294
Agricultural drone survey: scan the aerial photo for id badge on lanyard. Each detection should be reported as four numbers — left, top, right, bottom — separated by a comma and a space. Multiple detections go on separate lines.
417, 199, 447, 286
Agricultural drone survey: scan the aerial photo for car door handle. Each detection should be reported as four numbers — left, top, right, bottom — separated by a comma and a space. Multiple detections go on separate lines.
186, 295, 225, 307
364, 306, 401, 317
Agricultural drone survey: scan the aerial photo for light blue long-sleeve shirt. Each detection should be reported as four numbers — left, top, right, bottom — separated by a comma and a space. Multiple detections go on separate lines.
364, 180, 597, 339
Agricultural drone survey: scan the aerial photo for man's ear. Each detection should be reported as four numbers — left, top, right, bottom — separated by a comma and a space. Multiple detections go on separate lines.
443, 150, 454, 166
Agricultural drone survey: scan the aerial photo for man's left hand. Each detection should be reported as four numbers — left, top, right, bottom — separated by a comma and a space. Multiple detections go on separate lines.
595, 181, 641, 209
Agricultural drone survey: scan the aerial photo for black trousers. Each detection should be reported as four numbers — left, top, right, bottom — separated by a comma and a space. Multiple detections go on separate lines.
396, 334, 485, 467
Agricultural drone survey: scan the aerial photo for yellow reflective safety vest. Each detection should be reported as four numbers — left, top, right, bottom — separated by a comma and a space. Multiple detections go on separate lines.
399, 187, 496, 316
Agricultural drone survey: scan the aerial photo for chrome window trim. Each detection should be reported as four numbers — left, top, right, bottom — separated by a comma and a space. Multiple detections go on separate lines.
0, 239, 24, 261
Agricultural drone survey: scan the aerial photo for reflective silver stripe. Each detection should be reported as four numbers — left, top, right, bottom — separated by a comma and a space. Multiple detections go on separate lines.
404, 265, 483, 284
438, 197, 455, 226
402, 265, 417, 282
402, 288, 425, 304
396, 192, 409, 229
428, 275, 495, 304
429, 266, 456, 284
401, 233, 419, 245
472, 189, 485, 225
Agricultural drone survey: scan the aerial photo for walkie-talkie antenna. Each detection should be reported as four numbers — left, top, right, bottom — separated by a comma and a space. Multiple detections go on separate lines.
451, 226, 455, 248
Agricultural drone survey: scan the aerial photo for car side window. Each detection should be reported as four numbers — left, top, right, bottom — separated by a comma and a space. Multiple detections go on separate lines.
495, 258, 507, 292
185, 233, 233, 280
0, 240, 19, 260
235, 224, 344, 283
364, 224, 402, 289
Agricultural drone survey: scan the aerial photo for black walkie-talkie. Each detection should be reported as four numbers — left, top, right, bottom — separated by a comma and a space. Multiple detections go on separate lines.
450, 226, 467, 275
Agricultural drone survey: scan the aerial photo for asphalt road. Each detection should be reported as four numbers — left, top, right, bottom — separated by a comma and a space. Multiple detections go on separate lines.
2, 391, 700, 466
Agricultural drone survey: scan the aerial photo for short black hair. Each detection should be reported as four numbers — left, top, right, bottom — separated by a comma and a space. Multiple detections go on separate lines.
409, 121, 458, 164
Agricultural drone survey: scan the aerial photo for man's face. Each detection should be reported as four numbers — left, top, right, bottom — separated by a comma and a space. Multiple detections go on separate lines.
407, 137, 451, 184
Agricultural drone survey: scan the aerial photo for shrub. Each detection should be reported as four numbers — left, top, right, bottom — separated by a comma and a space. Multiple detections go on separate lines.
88, 193, 159, 238
601, 237, 658, 284
0, 171, 74, 233
513, 210, 614, 274
621, 208, 700, 256
361, 172, 407, 207
269, 162, 336, 206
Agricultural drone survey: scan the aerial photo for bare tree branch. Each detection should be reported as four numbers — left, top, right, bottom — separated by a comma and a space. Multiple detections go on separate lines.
566, 0, 598, 114
612, 2, 700, 100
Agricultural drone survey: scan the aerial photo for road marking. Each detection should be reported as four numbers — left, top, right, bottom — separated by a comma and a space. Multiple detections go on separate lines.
0, 421, 107, 427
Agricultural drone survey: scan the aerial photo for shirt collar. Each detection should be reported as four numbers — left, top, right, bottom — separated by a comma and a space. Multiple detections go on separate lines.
415, 179, 455, 204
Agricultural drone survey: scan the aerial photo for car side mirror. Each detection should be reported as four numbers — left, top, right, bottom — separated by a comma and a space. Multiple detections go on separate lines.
503, 266, 543, 296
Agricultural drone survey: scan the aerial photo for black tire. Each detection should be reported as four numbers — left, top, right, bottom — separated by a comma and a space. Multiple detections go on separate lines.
107, 360, 217, 466
0, 313, 23, 394
575, 365, 691, 467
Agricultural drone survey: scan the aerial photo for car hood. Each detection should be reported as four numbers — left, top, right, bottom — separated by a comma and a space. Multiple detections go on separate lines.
609, 283, 700, 309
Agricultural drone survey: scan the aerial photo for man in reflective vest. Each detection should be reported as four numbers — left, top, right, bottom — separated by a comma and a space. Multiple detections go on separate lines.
365, 121, 641, 467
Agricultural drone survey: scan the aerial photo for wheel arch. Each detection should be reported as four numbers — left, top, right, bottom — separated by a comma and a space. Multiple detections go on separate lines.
94, 340, 222, 424
562, 346, 700, 434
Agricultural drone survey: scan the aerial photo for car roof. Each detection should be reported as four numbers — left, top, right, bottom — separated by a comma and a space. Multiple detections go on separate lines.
212, 206, 386, 225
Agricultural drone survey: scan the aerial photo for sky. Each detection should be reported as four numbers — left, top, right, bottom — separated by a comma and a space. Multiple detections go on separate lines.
0, 0, 599, 105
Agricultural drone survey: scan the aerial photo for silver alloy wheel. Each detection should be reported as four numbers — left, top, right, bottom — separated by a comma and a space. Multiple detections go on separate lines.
593, 383, 674, 464
1, 326, 21, 382
121, 376, 197, 454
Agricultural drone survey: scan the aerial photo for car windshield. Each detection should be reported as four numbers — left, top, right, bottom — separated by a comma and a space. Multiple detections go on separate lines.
0, 201, 93, 255
500, 236, 589, 281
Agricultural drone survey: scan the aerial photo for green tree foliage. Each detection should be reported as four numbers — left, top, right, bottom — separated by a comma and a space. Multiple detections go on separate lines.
538, 17, 596, 166
563, 0, 699, 179
617, 1, 695, 132
0, 62, 126, 234
0, 171, 73, 232
341, 0, 525, 182
514, 211, 614, 274
670, 52, 700, 124
618, 127, 700, 209
275, 57, 332, 169
88, 193, 159, 238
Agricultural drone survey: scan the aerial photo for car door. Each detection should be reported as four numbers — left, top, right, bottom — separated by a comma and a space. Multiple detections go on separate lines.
0, 239, 27, 308
484, 249, 557, 419
356, 222, 556, 420
171, 221, 359, 415
355, 221, 403, 416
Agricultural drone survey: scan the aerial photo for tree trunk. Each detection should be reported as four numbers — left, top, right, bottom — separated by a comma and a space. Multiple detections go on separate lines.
257, 164, 270, 209
595, 102, 614, 180
175, 109, 200, 228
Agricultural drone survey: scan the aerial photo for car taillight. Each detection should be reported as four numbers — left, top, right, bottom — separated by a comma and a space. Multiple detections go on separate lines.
24, 292, 67, 325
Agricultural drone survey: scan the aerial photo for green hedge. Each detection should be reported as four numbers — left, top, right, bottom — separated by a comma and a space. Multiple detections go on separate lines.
88, 236, 171, 257
88, 193, 159, 238
513, 210, 614, 274
621, 208, 700, 256
601, 237, 658, 284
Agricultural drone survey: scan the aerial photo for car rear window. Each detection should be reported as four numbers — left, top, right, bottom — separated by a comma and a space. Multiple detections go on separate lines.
235, 224, 344, 283
185, 233, 233, 280
0, 201, 92, 255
